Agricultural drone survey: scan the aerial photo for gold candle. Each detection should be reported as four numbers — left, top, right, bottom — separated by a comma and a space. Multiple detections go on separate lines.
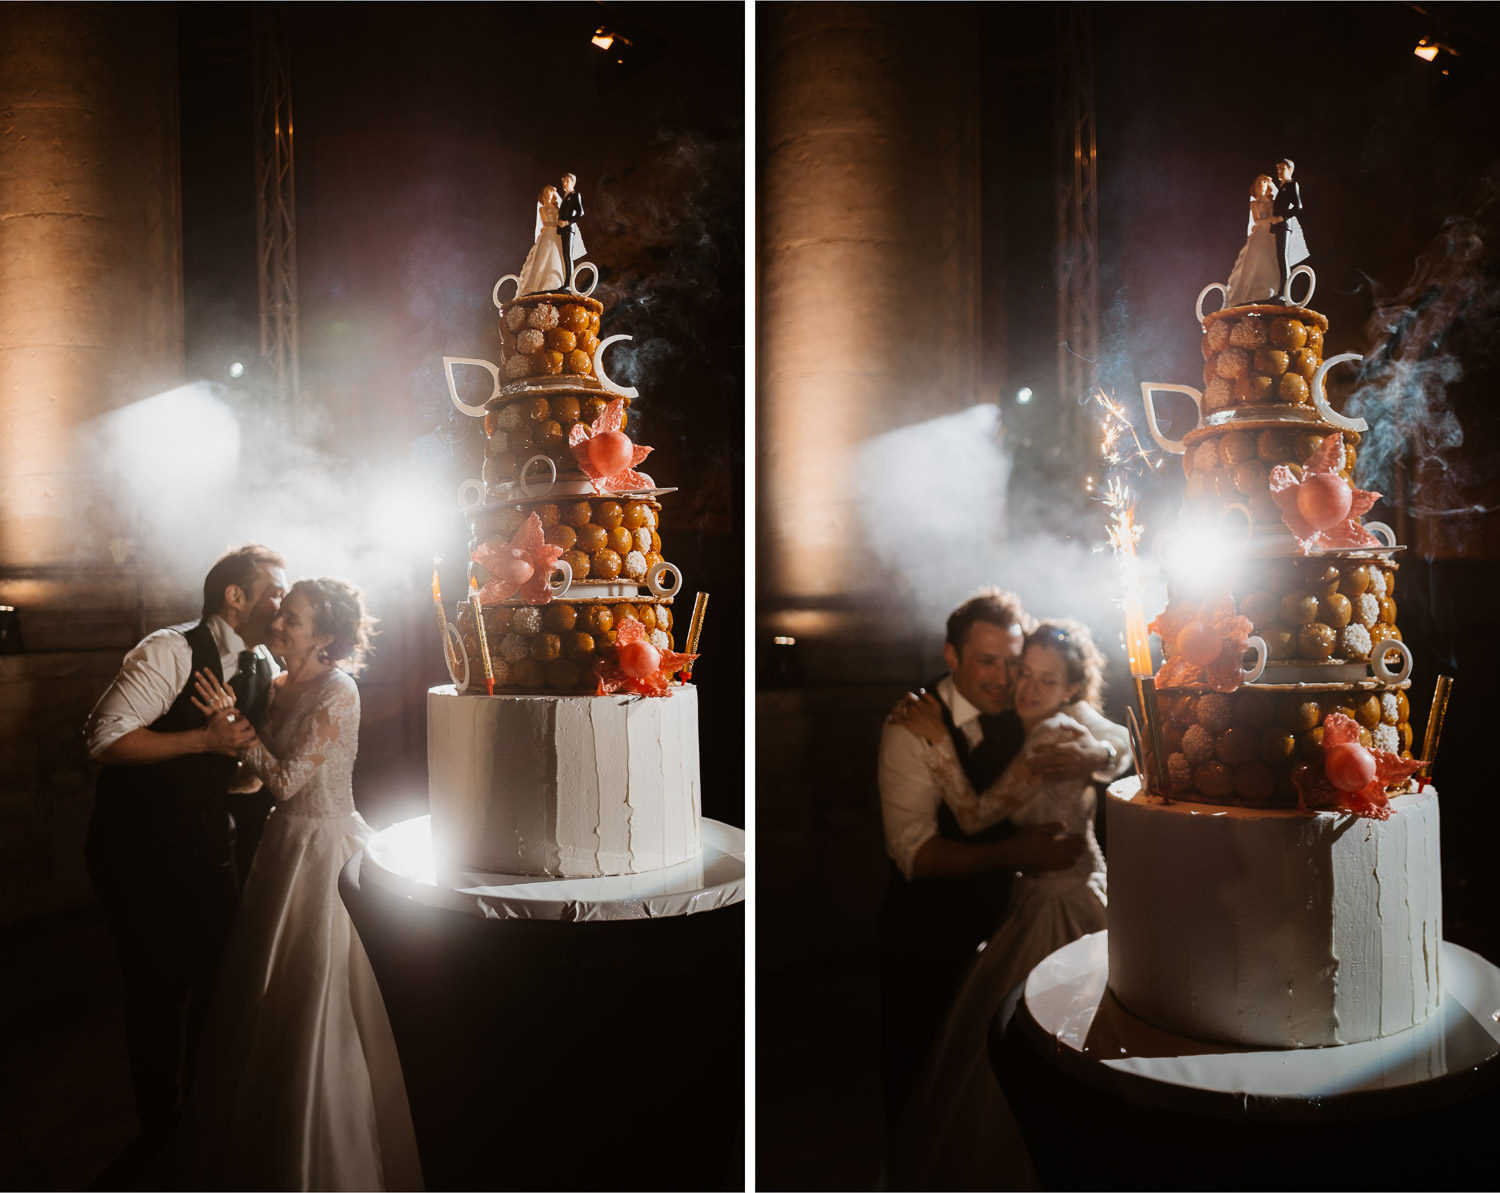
686, 591, 709, 654
468, 576, 495, 696
1134, 675, 1168, 796
680, 591, 708, 683
432, 559, 458, 674
1421, 675, 1454, 778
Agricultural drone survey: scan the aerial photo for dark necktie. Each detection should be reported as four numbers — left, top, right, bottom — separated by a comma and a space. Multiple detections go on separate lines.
927, 680, 1022, 794
230, 649, 270, 732
961, 712, 1022, 794
933, 695, 1022, 845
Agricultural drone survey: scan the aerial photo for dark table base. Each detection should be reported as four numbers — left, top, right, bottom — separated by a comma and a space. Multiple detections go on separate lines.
989, 983, 1500, 1191
340, 850, 744, 1192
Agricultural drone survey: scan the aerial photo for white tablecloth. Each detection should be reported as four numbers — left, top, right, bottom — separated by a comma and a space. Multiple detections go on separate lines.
361, 814, 745, 923
1021, 930, 1500, 1121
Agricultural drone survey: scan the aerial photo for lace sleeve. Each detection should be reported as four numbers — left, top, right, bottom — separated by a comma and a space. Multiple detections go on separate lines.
918, 736, 1012, 836
241, 678, 359, 803
961, 717, 1086, 830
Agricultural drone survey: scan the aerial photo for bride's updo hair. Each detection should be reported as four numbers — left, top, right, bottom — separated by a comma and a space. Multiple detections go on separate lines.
1252, 173, 1274, 199
1025, 619, 1106, 710
291, 577, 378, 675
539, 184, 559, 204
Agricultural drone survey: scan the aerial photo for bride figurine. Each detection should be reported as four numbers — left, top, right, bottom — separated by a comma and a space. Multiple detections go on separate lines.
517, 184, 585, 295
1224, 173, 1280, 307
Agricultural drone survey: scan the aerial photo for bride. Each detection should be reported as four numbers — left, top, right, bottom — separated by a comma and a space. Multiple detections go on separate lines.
187, 578, 422, 1191
517, 184, 581, 295
887, 621, 1110, 1190
1225, 173, 1280, 306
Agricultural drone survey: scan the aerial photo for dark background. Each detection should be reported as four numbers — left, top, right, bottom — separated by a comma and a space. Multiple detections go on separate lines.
2, 5, 744, 1188
178, 1, 746, 830
757, 3, 1500, 1187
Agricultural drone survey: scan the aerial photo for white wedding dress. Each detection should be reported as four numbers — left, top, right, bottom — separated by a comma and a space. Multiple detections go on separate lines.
190, 669, 422, 1191
1225, 195, 1280, 306
888, 712, 1107, 1191
517, 198, 577, 295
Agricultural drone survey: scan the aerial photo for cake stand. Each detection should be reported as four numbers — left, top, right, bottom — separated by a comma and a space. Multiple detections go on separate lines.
993, 930, 1500, 1188
360, 813, 744, 921
340, 816, 744, 1192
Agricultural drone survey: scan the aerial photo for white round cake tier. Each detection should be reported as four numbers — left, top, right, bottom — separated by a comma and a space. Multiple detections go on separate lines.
1106, 776, 1441, 1048
427, 684, 701, 878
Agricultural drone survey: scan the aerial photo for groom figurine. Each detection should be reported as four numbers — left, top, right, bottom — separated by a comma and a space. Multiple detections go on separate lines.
875, 588, 1129, 1129
1270, 157, 1309, 301
557, 171, 585, 291
84, 544, 286, 1150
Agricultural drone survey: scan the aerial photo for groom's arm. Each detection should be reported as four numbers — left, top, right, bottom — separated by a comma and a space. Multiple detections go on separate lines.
85, 631, 253, 764
879, 722, 1081, 878
97, 717, 252, 765
910, 830, 1083, 878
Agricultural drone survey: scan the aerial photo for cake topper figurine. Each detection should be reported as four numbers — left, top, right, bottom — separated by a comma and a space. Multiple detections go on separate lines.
515, 175, 588, 296
1222, 160, 1309, 308
1269, 158, 1308, 303
1224, 174, 1279, 306
557, 172, 585, 292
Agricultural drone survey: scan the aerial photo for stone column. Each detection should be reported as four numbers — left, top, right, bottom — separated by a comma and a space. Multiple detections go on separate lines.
0, 2, 183, 924
0, 1, 184, 648
757, 3, 981, 675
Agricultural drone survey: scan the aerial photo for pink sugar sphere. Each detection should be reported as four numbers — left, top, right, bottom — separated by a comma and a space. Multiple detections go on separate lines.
1297, 472, 1353, 531
1177, 620, 1223, 668
497, 549, 534, 585
1326, 741, 1378, 792
589, 430, 635, 476
618, 638, 661, 679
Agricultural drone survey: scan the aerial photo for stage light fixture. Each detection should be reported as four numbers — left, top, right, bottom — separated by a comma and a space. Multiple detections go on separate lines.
592, 26, 632, 62
229, 361, 245, 378
1017, 387, 1034, 404
1414, 38, 1458, 74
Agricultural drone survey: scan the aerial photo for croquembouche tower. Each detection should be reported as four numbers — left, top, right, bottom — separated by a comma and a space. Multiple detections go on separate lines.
1105, 177, 1451, 1050
427, 185, 704, 881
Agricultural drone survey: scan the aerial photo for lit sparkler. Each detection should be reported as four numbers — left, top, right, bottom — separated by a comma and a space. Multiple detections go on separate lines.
468, 575, 495, 697
432, 558, 459, 675
1096, 392, 1167, 791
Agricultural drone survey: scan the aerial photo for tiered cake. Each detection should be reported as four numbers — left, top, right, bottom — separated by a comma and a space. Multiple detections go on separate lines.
1109, 272, 1442, 1048
428, 217, 702, 879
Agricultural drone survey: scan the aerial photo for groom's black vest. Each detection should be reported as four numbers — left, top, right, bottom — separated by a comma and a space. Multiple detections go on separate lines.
90, 620, 239, 867
876, 678, 1026, 1127
893, 680, 1024, 943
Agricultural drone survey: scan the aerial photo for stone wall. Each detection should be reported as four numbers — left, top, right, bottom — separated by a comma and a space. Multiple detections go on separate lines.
756, 3, 983, 680
0, 3, 184, 922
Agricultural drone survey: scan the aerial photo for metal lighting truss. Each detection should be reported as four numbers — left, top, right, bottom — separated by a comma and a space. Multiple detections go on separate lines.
1055, 4, 1098, 451
254, 1, 300, 413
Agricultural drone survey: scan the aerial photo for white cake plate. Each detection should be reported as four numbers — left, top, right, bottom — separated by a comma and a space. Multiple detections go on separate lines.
1020, 930, 1500, 1122
361, 814, 744, 923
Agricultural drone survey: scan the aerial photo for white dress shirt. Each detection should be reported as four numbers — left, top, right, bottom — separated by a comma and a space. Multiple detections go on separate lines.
84, 615, 247, 759
878, 675, 1131, 880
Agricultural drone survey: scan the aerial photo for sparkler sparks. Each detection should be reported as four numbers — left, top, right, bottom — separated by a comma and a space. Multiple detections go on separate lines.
1092, 393, 1156, 681
1092, 389, 1159, 475
1093, 388, 1166, 787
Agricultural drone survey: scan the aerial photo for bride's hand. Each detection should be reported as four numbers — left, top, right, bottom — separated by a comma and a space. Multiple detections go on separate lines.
889, 691, 948, 745
201, 705, 254, 756
189, 668, 237, 717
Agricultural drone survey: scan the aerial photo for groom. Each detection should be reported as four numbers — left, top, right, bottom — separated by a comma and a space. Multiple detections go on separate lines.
557, 171, 585, 290
84, 544, 286, 1146
1270, 157, 1308, 300
876, 587, 1129, 1128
